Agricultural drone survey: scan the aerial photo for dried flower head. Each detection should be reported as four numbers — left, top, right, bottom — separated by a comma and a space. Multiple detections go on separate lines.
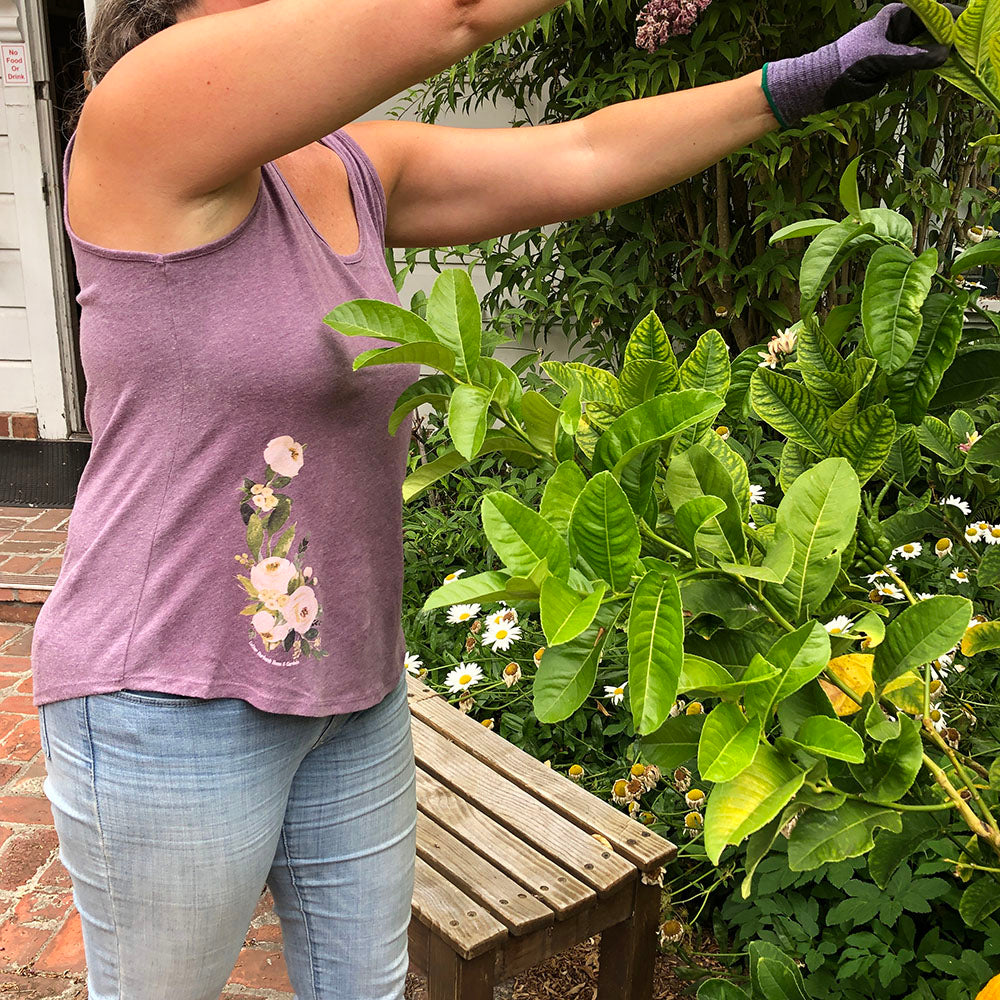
659, 918, 685, 944
635, 0, 713, 52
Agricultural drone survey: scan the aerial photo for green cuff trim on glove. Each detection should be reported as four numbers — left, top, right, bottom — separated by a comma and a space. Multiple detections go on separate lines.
761, 63, 790, 130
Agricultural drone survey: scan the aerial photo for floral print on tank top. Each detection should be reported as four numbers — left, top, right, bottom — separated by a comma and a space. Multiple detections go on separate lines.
235, 435, 329, 664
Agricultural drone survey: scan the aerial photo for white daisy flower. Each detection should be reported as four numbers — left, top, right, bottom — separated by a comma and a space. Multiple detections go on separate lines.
825, 615, 853, 636
985, 526, 1000, 546
950, 569, 971, 585
941, 496, 972, 517
444, 663, 484, 693
964, 524, 983, 543
749, 484, 766, 504
443, 569, 466, 584
604, 683, 628, 706
482, 622, 522, 652
916, 592, 934, 601
927, 707, 948, 733
866, 569, 889, 583
487, 607, 519, 628
875, 582, 905, 599
404, 651, 423, 675
935, 538, 954, 558
892, 542, 922, 560
447, 603, 482, 624
748, 519, 757, 530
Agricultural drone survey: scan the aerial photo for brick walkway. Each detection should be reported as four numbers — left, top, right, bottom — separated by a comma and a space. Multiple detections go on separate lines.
0, 507, 329, 998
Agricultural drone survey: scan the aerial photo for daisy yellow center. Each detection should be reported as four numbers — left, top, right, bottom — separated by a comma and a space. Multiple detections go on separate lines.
445, 573, 458, 582
992, 529, 1000, 539
830, 627, 843, 635
688, 789, 705, 801
967, 529, 978, 538
957, 572, 968, 580
614, 780, 629, 796
614, 686, 624, 696
495, 629, 508, 640
937, 540, 951, 551
459, 612, 471, 620
459, 673, 472, 685
904, 545, 915, 553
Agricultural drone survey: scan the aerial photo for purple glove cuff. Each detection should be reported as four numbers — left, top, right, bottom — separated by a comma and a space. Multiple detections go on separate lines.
764, 46, 842, 128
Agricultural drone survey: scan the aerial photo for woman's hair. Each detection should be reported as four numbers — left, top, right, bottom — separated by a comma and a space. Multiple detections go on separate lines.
66, 0, 197, 133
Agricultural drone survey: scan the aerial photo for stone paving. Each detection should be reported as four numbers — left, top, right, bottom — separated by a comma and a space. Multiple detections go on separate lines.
0, 506, 299, 998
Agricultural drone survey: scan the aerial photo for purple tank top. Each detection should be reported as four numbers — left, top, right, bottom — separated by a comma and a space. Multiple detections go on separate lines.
30, 126, 419, 716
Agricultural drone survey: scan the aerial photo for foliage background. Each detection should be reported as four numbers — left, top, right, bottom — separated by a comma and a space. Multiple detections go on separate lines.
385, 0, 999, 364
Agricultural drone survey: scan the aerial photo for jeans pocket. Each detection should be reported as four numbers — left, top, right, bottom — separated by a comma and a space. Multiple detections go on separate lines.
115, 689, 203, 706
37, 705, 51, 762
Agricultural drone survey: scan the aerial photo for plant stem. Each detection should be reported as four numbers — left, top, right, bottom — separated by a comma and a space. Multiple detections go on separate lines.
925, 720, 1000, 837
884, 565, 917, 606
749, 583, 796, 633
640, 522, 692, 561
922, 751, 998, 851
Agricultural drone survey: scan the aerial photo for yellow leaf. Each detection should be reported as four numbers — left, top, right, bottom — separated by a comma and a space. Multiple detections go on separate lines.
821, 654, 874, 715
885, 670, 925, 715
976, 972, 1000, 999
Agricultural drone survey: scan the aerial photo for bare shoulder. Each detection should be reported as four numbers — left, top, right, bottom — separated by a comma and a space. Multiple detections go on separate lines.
339, 120, 407, 204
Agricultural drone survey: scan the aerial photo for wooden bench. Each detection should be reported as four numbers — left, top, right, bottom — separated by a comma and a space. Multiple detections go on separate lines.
405, 673, 678, 1000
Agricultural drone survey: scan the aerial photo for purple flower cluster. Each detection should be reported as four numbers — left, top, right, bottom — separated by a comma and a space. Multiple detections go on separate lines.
635, 0, 713, 52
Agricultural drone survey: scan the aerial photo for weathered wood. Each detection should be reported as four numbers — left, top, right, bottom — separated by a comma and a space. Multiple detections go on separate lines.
427, 935, 497, 1000
596, 877, 661, 1000
407, 672, 675, 873
412, 717, 635, 896
416, 810, 554, 936
412, 856, 508, 961
416, 767, 595, 920
408, 872, 639, 983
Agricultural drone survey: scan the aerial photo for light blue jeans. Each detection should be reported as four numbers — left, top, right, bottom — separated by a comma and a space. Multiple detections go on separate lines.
37, 667, 416, 1000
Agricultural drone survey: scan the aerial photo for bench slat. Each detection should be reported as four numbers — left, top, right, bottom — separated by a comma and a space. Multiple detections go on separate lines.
412, 855, 509, 961
416, 768, 594, 920
417, 811, 554, 936
407, 673, 676, 872
412, 717, 635, 897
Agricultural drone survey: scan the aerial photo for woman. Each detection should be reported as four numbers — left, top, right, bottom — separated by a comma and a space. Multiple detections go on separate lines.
31, 0, 953, 997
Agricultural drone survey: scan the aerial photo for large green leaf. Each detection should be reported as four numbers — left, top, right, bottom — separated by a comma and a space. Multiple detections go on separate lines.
619, 361, 678, 406
886, 293, 964, 425
799, 220, 877, 316
422, 571, 512, 611
873, 595, 973, 685
881, 427, 923, 485
962, 620, 1000, 654
628, 572, 684, 734
719, 528, 795, 584
785, 716, 865, 763
541, 360, 621, 407
861, 246, 937, 374
569, 472, 640, 592
797, 316, 850, 378
916, 414, 964, 467
960, 877, 1000, 927
931, 350, 1000, 408
324, 297, 440, 344
678, 655, 778, 697
592, 390, 724, 476
448, 384, 495, 461
951, 237, 1000, 274
481, 493, 570, 581
902, 0, 958, 43
388, 385, 452, 436
354, 340, 456, 374
751, 368, 835, 457
786, 800, 902, 871
770, 218, 838, 243
539, 576, 606, 646
750, 941, 809, 1000
520, 391, 560, 455
766, 458, 861, 617
956, 0, 1000, 75
623, 310, 680, 377
699, 430, 752, 516
533, 604, 622, 723
640, 713, 705, 771
704, 744, 806, 864
540, 461, 587, 539
664, 444, 747, 562
698, 703, 761, 783
860, 207, 914, 245
849, 716, 923, 802
679, 329, 731, 397
675, 496, 727, 561
833, 403, 897, 484
424, 269, 482, 380
697, 981, 751, 1000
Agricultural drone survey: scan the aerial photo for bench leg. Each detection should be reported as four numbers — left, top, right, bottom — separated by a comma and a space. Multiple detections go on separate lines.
596, 878, 660, 1000
427, 936, 496, 1000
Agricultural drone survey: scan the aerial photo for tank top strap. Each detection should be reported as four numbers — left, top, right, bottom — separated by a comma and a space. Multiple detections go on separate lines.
321, 129, 388, 246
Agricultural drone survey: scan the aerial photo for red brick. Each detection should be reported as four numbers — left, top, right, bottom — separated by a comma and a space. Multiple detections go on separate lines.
0, 719, 40, 761
0, 659, 31, 677
6, 533, 65, 546
0, 715, 23, 742
0, 827, 58, 891
21, 510, 71, 532
33, 910, 85, 974
36, 856, 71, 890
10, 416, 38, 440
0, 762, 21, 788
0, 631, 33, 657
0, 509, 34, 519
0, 796, 54, 826
34, 559, 63, 576
0, 626, 21, 645
0, 556, 43, 576
0, 916, 52, 966
228, 947, 293, 992
10, 756, 48, 795
245, 923, 282, 944
0, 604, 41, 624
13, 889, 74, 925
0, 971, 76, 997
0, 697, 37, 716
14, 591, 52, 605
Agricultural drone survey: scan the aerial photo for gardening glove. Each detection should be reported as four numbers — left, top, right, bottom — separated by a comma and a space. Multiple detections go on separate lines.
762, 3, 963, 129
